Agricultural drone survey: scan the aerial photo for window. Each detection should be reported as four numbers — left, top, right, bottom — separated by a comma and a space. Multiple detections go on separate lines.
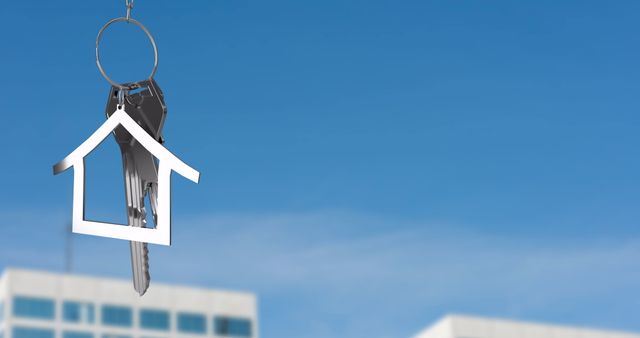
63, 331, 93, 338
214, 316, 252, 337
13, 327, 55, 338
177, 313, 206, 334
63, 302, 95, 323
101, 305, 132, 327
13, 296, 55, 320
140, 309, 170, 331
102, 335, 131, 338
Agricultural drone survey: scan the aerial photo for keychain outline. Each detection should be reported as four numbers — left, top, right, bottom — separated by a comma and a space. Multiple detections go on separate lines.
53, 105, 199, 246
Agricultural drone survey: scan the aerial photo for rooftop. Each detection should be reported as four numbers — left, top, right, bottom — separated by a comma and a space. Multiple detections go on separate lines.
413, 314, 640, 338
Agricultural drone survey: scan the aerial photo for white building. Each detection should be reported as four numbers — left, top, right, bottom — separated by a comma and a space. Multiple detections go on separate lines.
413, 315, 640, 338
0, 268, 257, 338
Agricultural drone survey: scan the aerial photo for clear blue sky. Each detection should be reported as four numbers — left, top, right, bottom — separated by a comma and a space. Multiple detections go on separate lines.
1, 1, 640, 337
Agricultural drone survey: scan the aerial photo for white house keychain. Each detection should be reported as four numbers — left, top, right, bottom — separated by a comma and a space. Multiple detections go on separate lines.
53, 0, 200, 295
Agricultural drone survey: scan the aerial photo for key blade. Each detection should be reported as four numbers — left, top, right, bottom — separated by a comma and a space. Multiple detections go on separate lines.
130, 241, 150, 296
124, 153, 151, 296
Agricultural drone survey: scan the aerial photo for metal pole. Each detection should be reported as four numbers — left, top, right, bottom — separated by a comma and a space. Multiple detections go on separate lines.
65, 223, 73, 273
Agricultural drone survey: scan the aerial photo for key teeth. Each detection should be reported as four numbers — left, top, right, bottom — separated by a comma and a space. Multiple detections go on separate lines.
138, 243, 150, 296
133, 205, 150, 296
131, 241, 151, 296
144, 243, 150, 285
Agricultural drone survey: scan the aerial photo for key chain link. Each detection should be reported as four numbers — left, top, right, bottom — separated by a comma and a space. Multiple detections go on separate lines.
95, 0, 158, 90
125, 0, 134, 22
117, 88, 126, 109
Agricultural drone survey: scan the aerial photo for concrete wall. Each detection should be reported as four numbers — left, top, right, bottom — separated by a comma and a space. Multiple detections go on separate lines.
413, 315, 640, 338
1, 268, 258, 338
413, 316, 454, 338
0, 270, 6, 336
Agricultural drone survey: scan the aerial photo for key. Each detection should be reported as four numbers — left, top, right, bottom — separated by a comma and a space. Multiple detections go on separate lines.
117, 78, 166, 226
109, 82, 165, 295
123, 150, 149, 294
105, 79, 167, 295
122, 80, 165, 295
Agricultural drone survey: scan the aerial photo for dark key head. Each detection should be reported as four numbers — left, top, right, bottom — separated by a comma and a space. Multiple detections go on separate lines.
105, 78, 167, 144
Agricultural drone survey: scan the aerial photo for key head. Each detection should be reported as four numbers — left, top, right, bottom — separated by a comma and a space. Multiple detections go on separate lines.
105, 78, 167, 145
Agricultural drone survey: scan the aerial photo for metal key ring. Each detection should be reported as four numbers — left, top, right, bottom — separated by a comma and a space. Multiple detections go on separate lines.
96, 17, 159, 90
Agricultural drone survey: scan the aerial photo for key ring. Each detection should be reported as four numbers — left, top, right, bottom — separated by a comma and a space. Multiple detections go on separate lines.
95, 16, 159, 90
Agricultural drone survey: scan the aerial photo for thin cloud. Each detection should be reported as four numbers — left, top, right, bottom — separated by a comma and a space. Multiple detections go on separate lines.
1, 209, 639, 338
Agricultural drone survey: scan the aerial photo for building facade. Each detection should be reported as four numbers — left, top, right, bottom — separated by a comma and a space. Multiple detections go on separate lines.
0, 269, 257, 338
413, 315, 640, 338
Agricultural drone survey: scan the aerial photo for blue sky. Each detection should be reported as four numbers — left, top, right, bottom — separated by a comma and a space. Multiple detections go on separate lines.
1, 1, 640, 337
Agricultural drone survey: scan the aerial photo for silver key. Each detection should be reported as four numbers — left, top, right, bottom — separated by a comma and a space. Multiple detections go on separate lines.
123, 150, 149, 294
126, 141, 160, 295
106, 79, 167, 295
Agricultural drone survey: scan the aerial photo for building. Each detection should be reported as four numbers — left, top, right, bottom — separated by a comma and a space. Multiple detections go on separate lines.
0, 268, 257, 338
413, 315, 640, 338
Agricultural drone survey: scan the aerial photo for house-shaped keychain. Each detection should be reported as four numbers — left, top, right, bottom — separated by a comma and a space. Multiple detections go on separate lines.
53, 106, 200, 246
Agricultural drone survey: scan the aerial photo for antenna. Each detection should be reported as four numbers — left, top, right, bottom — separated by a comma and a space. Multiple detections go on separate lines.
65, 222, 74, 273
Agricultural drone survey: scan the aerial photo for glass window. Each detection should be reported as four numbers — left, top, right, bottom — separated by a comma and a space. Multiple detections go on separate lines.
13, 296, 55, 320
140, 309, 170, 331
214, 316, 252, 337
177, 313, 206, 334
101, 305, 132, 327
102, 335, 131, 338
13, 327, 55, 338
63, 332, 93, 338
63, 302, 95, 323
